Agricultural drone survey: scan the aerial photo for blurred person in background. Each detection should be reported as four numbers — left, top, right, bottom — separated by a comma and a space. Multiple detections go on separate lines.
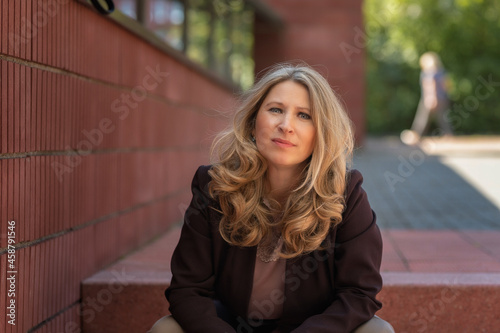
401, 52, 453, 145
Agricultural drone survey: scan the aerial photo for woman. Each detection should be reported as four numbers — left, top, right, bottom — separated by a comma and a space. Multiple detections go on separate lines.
150, 63, 394, 333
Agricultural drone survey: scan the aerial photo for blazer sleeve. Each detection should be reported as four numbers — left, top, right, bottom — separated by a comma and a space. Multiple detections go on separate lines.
165, 165, 236, 333
291, 169, 383, 333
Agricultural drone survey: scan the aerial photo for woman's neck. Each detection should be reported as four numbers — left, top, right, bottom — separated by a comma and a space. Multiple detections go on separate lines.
265, 165, 302, 205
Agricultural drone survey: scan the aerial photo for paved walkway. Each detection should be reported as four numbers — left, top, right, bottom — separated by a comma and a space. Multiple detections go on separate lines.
353, 136, 500, 273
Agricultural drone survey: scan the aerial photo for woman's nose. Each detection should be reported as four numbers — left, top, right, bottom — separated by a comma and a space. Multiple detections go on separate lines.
278, 115, 293, 133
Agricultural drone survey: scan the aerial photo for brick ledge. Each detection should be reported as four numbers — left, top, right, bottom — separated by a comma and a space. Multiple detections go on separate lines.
81, 228, 500, 333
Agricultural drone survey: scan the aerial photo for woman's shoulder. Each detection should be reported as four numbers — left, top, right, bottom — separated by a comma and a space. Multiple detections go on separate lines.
345, 168, 364, 197
194, 165, 213, 180
190, 165, 221, 210
330, 169, 374, 243
339, 168, 372, 216
190, 165, 214, 195
347, 168, 363, 180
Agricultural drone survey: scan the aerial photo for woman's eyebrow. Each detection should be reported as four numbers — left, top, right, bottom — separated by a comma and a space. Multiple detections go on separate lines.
263, 101, 310, 111
263, 101, 285, 108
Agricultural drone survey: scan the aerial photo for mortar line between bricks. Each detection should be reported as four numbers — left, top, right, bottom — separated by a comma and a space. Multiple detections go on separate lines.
0, 187, 190, 254
0, 144, 207, 159
26, 300, 81, 333
0, 53, 229, 116
384, 230, 411, 272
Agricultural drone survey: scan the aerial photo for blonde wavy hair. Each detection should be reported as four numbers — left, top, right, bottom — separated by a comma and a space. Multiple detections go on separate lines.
208, 63, 354, 258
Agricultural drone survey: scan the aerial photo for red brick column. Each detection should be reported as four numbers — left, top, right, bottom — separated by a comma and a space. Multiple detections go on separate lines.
254, 0, 366, 143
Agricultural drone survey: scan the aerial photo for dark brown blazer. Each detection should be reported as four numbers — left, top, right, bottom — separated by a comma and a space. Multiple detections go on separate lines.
165, 165, 383, 332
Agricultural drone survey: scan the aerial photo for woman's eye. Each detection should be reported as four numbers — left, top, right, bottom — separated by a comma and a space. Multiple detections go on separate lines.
269, 107, 282, 113
299, 112, 311, 120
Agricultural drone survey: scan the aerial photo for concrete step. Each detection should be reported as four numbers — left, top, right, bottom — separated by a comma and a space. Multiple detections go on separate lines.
81, 228, 500, 333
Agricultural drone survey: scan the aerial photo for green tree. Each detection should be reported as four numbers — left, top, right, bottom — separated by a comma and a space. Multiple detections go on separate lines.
364, 0, 500, 134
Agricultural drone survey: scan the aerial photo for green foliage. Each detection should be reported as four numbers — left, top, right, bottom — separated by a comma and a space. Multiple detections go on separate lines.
364, 0, 500, 134
187, 0, 254, 90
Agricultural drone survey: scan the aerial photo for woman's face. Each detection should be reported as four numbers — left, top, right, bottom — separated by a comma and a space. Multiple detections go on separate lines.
253, 80, 316, 173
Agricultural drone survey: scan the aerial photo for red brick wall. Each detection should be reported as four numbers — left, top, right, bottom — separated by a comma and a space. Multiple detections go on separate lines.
254, 0, 366, 143
0, 1, 234, 331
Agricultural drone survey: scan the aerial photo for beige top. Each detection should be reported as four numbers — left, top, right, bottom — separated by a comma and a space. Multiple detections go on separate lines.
247, 257, 286, 320
248, 199, 286, 320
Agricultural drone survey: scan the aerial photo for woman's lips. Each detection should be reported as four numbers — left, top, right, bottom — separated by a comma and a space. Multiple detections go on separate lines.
272, 138, 295, 148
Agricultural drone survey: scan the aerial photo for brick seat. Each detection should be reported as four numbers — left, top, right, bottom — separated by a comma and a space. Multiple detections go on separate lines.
81, 229, 500, 333
81, 227, 181, 333
378, 272, 500, 332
